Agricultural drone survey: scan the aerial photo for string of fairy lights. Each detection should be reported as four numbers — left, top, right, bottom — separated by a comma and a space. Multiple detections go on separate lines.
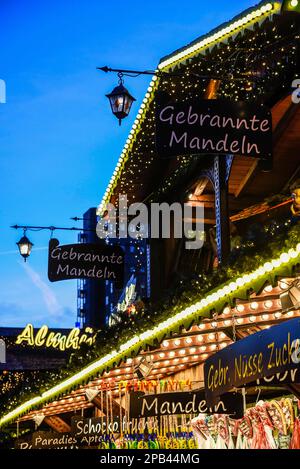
98, 3, 299, 215
1, 236, 300, 427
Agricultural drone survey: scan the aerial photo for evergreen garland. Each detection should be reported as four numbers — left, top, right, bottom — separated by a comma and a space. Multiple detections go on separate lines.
0, 216, 299, 422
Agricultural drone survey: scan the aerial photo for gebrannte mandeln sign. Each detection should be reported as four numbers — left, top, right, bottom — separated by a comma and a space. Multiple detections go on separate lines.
204, 318, 300, 406
156, 99, 272, 160
48, 238, 124, 285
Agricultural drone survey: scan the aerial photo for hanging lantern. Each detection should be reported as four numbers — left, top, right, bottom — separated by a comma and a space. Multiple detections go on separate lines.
106, 73, 136, 125
17, 232, 33, 262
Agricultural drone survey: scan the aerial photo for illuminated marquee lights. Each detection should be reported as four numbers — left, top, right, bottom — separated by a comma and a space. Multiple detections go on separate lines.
15, 324, 96, 351
97, 2, 279, 216
0, 241, 299, 427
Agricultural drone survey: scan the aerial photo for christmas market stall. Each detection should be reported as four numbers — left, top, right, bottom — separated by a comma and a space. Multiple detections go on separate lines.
1, 0, 300, 450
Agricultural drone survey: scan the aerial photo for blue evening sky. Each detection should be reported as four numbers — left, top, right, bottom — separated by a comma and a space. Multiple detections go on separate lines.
0, 0, 254, 328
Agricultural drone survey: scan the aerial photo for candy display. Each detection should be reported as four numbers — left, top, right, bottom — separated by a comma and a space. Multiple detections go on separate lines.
191, 398, 300, 450
96, 432, 196, 450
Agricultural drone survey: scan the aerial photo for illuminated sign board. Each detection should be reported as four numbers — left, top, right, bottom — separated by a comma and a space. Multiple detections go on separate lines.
0, 325, 96, 371
204, 318, 300, 406
15, 324, 96, 351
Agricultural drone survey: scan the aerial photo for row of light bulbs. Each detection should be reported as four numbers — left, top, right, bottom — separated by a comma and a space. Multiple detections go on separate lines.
97, 75, 160, 215
3, 245, 300, 427
158, 3, 275, 70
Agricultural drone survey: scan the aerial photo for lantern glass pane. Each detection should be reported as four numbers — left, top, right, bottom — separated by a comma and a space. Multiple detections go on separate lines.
20, 243, 30, 255
123, 95, 133, 116
111, 95, 125, 114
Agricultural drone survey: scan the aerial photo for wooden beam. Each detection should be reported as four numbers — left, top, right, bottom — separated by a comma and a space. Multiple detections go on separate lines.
186, 201, 215, 209
194, 178, 210, 196
183, 217, 216, 225
85, 390, 124, 416
44, 416, 71, 433
193, 194, 215, 202
234, 160, 258, 197
204, 79, 221, 100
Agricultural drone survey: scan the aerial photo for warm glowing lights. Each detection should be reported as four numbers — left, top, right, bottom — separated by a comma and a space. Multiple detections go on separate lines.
157, 2, 275, 70
236, 318, 244, 325
250, 302, 259, 310
224, 319, 231, 326
199, 324, 206, 330
200, 346, 207, 352
2, 246, 300, 427
236, 304, 245, 313
185, 337, 193, 345
274, 312, 282, 319
210, 344, 217, 351
179, 349, 186, 355
197, 335, 204, 342
279, 280, 289, 290
262, 314, 269, 321
159, 352, 165, 358
264, 285, 273, 293
222, 306, 231, 315
164, 360, 170, 365
190, 347, 196, 354
174, 339, 181, 346
208, 333, 215, 340
169, 351, 176, 358
264, 300, 273, 309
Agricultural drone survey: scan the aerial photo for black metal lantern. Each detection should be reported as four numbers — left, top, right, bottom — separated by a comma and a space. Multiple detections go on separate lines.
17, 231, 33, 262
106, 73, 136, 125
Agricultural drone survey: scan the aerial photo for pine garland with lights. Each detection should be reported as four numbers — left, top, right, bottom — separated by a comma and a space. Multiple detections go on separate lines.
103, 13, 300, 212
1, 215, 299, 421
1, 6, 300, 428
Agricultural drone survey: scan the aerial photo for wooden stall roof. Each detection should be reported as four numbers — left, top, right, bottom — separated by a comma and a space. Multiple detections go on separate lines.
16, 277, 300, 422
97, 1, 299, 217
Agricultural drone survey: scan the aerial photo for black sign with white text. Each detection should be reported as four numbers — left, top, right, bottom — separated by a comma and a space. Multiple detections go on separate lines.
204, 318, 300, 406
156, 99, 272, 160
71, 416, 121, 436
129, 390, 243, 419
48, 238, 124, 285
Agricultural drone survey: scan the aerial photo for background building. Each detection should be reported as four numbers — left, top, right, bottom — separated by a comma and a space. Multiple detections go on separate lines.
76, 208, 150, 328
